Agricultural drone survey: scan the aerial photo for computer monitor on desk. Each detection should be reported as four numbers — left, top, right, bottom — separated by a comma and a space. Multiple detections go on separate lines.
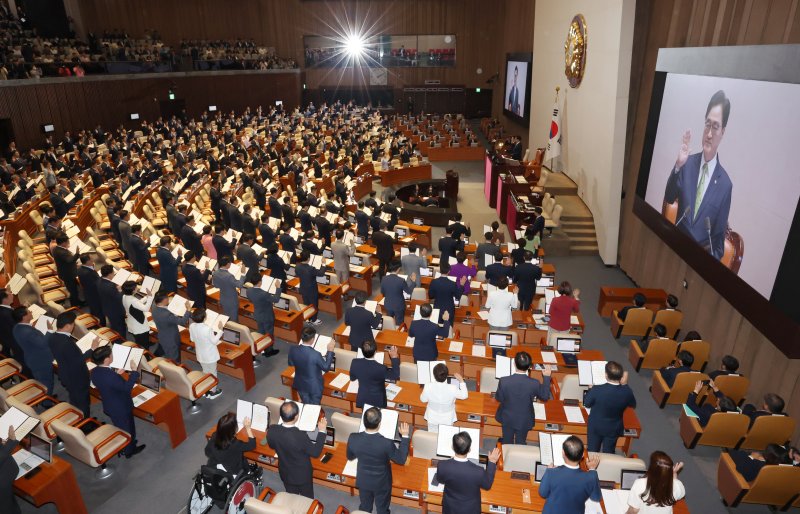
488, 332, 515, 348
140, 370, 161, 393
350, 256, 364, 266
556, 337, 581, 353
395, 226, 409, 237
222, 328, 240, 344
275, 298, 290, 311
412, 217, 424, 226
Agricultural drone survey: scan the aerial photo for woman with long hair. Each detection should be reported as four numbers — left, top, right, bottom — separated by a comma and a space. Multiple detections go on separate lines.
626, 451, 685, 513
204, 412, 255, 477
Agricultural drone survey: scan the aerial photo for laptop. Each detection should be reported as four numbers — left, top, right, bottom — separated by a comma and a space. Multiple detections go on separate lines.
487, 332, 513, 348
287, 266, 297, 277
556, 337, 581, 366
350, 256, 364, 266
412, 217, 424, 226
14, 434, 52, 479
621, 469, 646, 490
419, 267, 433, 277
140, 369, 161, 393
316, 274, 331, 285
275, 298, 290, 311
221, 328, 240, 344
395, 226, 409, 237
322, 248, 334, 259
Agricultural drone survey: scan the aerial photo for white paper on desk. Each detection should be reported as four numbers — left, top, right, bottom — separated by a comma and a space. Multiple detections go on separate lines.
357, 348, 384, 364
584, 498, 604, 514
471, 345, 486, 358
600, 489, 630, 514
341, 326, 351, 336
533, 402, 547, 420
385, 383, 402, 401
436, 425, 480, 459
343, 458, 358, 477
448, 341, 463, 353
541, 351, 558, 364
0, 407, 39, 440
346, 380, 360, 394
564, 405, 586, 424
427, 467, 445, 492
359, 404, 398, 440
132, 389, 157, 408
476, 311, 490, 321
330, 373, 350, 390
570, 315, 580, 325
206, 287, 220, 296
539, 432, 570, 467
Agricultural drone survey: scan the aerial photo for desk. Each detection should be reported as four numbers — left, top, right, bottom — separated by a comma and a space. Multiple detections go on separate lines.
14, 455, 88, 514
397, 220, 433, 249
379, 164, 433, 187
286, 279, 344, 319
506, 192, 538, 231
351, 173, 374, 201
497, 175, 534, 220
427, 145, 485, 161
484, 154, 524, 208
597, 287, 668, 317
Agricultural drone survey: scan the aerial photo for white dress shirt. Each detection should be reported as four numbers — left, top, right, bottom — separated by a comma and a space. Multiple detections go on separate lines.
627, 477, 685, 513
485, 289, 519, 328
420, 380, 469, 425
122, 294, 151, 335
189, 321, 223, 363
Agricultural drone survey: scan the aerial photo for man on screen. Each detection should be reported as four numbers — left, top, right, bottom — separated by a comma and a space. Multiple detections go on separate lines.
507, 66, 521, 115
663, 90, 733, 260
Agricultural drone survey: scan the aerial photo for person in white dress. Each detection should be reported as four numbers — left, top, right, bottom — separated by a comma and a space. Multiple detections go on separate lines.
485, 276, 519, 329
189, 308, 223, 399
121, 281, 152, 349
420, 363, 468, 432
626, 451, 685, 514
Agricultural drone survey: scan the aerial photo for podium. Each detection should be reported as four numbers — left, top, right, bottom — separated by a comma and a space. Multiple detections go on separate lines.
445, 170, 459, 201
484, 152, 525, 208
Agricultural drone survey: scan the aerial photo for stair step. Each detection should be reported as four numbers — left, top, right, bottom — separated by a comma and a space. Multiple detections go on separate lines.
560, 215, 594, 222
563, 228, 596, 235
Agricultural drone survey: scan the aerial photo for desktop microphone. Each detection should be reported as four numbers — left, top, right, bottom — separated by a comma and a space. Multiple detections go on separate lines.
704, 217, 714, 256
675, 206, 692, 227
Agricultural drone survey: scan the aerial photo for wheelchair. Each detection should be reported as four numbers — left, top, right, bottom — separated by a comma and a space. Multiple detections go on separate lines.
187, 463, 263, 514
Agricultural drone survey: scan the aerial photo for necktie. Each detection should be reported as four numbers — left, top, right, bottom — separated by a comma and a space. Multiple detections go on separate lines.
694, 162, 708, 219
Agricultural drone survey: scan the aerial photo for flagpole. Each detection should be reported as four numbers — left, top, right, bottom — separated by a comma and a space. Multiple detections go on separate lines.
550, 86, 559, 172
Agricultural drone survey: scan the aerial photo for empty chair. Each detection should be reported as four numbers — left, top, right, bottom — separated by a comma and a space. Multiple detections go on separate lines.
158, 360, 219, 413
651, 371, 708, 408
333, 348, 357, 372
282, 294, 317, 322
50, 419, 131, 479
611, 308, 654, 338
0, 358, 23, 382
398, 362, 417, 383
717, 452, 800, 510
381, 316, 398, 331
264, 397, 285, 426
6, 395, 83, 441
0, 377, 48, 405
226, 320, 272, 367
331, 412, 361, 444
410, 288, 427, 301
679, 410, 750, 449
531, 169, 549, 195
651, 309, 683, 339
544, 204, 563, 235
738, 415, 797, 451
501, 444, 541, 473
245, 488, 323, 514
559, 374, 588, 402
628, 338, 678, 371
595, 453, 647, 483
677, 340, 710, 371
410, 430, 439, 459
478, 367, 499, 394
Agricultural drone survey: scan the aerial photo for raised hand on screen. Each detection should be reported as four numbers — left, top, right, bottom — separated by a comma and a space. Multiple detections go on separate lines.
675, 129, 692, 170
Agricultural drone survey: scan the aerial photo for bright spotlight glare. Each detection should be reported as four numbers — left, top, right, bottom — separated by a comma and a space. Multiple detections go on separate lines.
344, 34, 365, 57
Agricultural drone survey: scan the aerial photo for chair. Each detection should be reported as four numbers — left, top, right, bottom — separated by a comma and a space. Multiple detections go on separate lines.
382, 316, 398, 331
282, 294, 317, 322
245, 488, 323, 514
6, 395, 84, 441
478, 367, 498, 393
334, 507, 370, 514
738, 415, 797, 451
709, 374, 750, 406
410, 430, 438, 459
595, 454, 647, 483
611, 308, 654, 338
410, 287, 427, 301
721, 226, 744, 274
333, 348, 356, 372
650, 309, 683, 339
559, 374, 588, 402
501, 444, 540, 473
677, 340, 710, 371
264, 397, 285, 425
531, 169, 549, 195
398, 362, 417, 383
17, 230, 49, 255
331, 412, 361, 444
628, 338, 678, 372
682, 399, 751, 446
50, 419, 132, 479
0, 377, 48, 405
226, 321, 272, 367
717, 452, 800, 510
544, 204, 563, 235
651, 371, 708, 408
0, 358, 23, 382
158, 360, 218, 413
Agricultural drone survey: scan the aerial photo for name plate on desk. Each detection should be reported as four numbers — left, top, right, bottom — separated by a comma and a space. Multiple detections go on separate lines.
403, 490, 420, 499
449, 355, 460, 362
395, 403, 412, 412
468, 414, 482, 422
489, 505, 509, 514
544, 423, 562, 431
326, 473, 345, 483
331, 390, 347, 399
624, 428, 639, 437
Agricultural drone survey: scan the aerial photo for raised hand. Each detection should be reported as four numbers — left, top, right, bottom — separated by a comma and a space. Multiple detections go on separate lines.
91, 336, 101, 350
620, 371, 629, 385
243, 417, 252, 429
7, 425, 14, 441
387, 346, 399, 359
673, 461, 684, 474
326, 340, 336, 352
488, 447, 501, 464
459, 275, 468, 285
675, 129, 691, 170
442, 310, 450, 321
542, 364, 552, 377
317, 416, 327, 433
693, 380, 703, 394
185, 300, 192, 311
398, 422, 410, 437
586, 452, 601, 470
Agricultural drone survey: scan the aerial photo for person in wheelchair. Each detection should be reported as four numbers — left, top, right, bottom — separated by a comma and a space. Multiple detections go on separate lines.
205, 412, 256, 477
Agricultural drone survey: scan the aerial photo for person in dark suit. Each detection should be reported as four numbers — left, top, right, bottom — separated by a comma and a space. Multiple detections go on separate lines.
663, 90, 733, 260
48, 185, 70, 218
475, 232, 502, 271
156, 236, 182, 293
97, 264, 126, 336
350, 341, 400, 408
281, 197, 295, 228
265, 244, 290, 288
657, 350, 694, 388
180, 216, 204, 257
495, 351, 552, 444
435, 432, 501, 514
48, 311, 98, 417
708, 354, 740, 381
90, 345, 145, 458
258, 214, 276, 248
685, 379, 737, 427
346, 408, 411, 514
617, 293, 647, 322
355, 203, 370, 238
266, 401, 327, 498
236, 234, 264, 285
583, 361, 637, 453
295, 250, 325, 325
212, 256, 247, 322
408, 303, 451, 362
741, 393, 786, 428
438, 225, 464, 272
77, 255, 104, 324
512, 251, 542, 311
371, 223, 395, 279
449, 214, 471, 241
268, 188, 282, 218
182, 251, 212, 308
539, 437, 602, 514
314, 210, 333, 247
485, 255, 513, 287
117, 210, 133, 258
212, 224, 236, 262
151, 291, 192, 361
380, 261, 414, 325
244, 284, 280, 357
344, 292, 382, 351
52, 233, 82, 307
428, 263, 461, 324
128, 224, 151, 275
729, 444, 790, 482
288, 327, 334, 404
12, 307, 55, 395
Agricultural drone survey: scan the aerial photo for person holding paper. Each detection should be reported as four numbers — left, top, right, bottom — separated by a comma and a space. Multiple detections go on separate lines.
121, 281, 152, 349
189, 308, 224, 399
90, 345, 145, 458
547, 281, 581, 345
77, 254, 105, 323
428, 262, 463, 324
344, 292, 382, 351
409, 303, 451, 362
245, 283, 281, 357
236, 233, 264, 284
626, 451, 685, 514
475, 231, 502, 271
583, 361, 636, 453
420, 363, 468, 432
206, 412, 256, 477
495, 351, 551, 444
449, 252, 476, 295
485, 276, 518, 329
266, 401, 327, 498
48, 311, 99, 417
151, 291, 192, 361
182, 251, 212, 308
372, 222, 395, 279
156, 236, 182, 293
0, 289, 30, 376
97, 264, 127, 336
331, 228, 355, 285
438, 225, 464, 273
212, 223, 236, 262
288, 326, 334, 405
401, 242, 427, 287
512, 250, 542, 311
485, 255, 513, 287
295, 250, 326, 325
539, 436, 601, 514
128, 224, 152, 276
212, 256, 247, 322
0, 424, 20, 514
435, 432, 501, 514
380, 261, 415, 326
346, 408, 411, 514
52, 233, 82, 308
12, 307, 55, 395
350, 341, 401, 408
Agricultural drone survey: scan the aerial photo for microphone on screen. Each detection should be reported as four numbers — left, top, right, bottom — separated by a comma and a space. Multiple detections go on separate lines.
704, 217, 714, 256
675, 206, 692, 227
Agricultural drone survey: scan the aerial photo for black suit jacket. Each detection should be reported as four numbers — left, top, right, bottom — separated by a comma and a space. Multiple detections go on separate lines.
436, 458, 497, 514
52, 245, 79, 285
438, 237, 463, 266
97, 277, 125, 324
344, 306, 381, 350
512, 262, 541, 299
77, 265, 103, 317
48, 332, 91, 392
266, 424, 326, 487
372, 230, 394, 261
129, 235, 151, 274
583, 383, 637, 437
686, 391, 723, 427
346, 432, 410, 491
409, 319, 450, 362
495, 373, 551, 431
296, 263, 324, 300
212, 234, 236, 262
349, 357, 400, 408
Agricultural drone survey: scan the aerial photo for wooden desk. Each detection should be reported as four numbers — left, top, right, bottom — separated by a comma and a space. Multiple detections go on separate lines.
427, 145, 485, 161
397, 220, 433, 249
484, 154, 524, 208
286, 278, 344, 319
351, 173, 374, 201
379, 164, 433, 187
497, 175, 536, 220
273, 308, 305, 342
14, 455, 88, 514
597, 287, 668, 317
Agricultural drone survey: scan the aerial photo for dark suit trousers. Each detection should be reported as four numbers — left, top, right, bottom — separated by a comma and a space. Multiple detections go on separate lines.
301, 292, 319, 322
385, 306, 404, 326
66, 279, 81, 307
109, 410, 137, 456
109, 316, 126, 339
68, 385, 91, 418
377, 258, 390, 279
359, 486, 392, 514
518, 291, 534, 311
298, 390, 322, 405
285, 481, 314, 499
501, 425, 528, 446
587, 428, 618, 454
